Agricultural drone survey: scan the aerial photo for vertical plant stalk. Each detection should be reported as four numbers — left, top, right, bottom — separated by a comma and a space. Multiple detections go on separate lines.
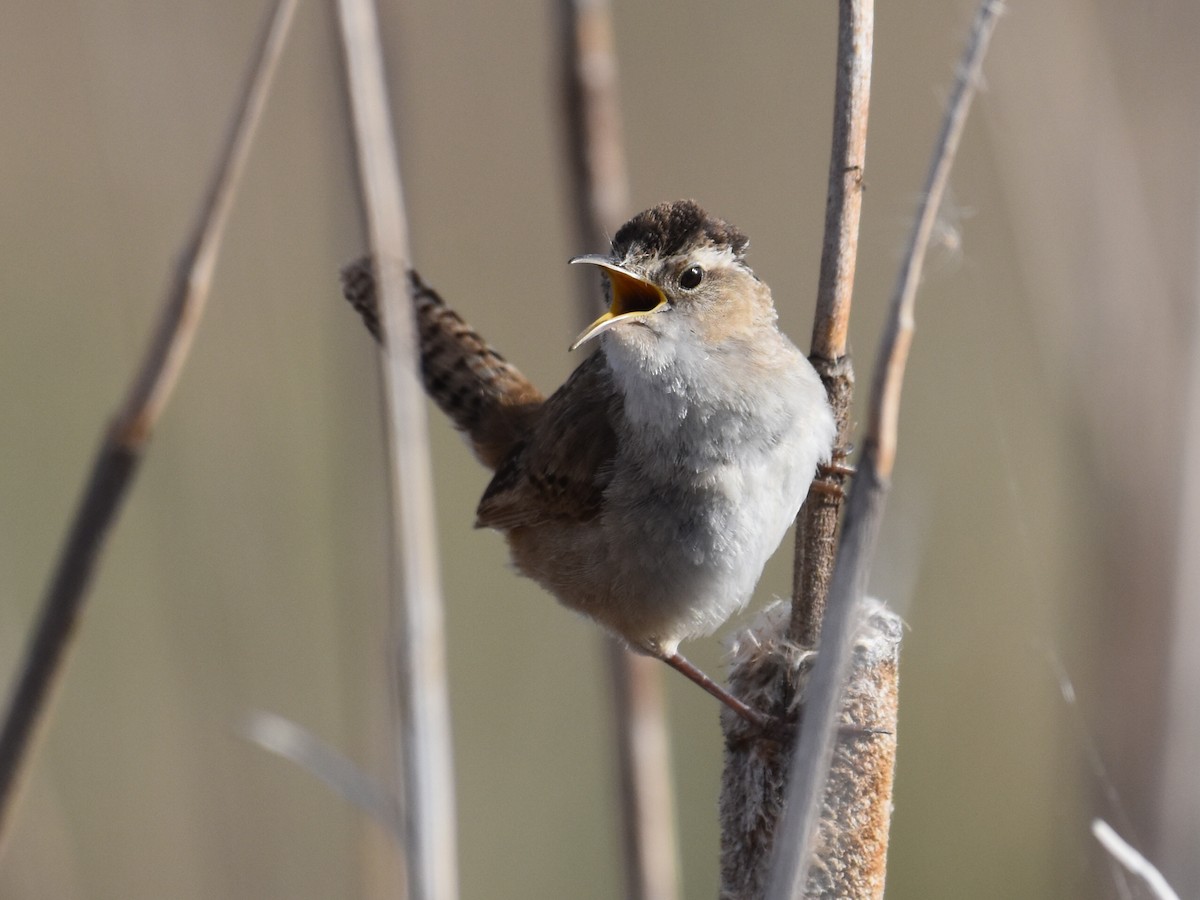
1156, 107, 1200, 895
334, 3, 459, 899
560, 0, 630, 255
603, 643, 680, 900
767, 3, 1004, 897
791, 0, 873, 646
0, 0, 297, 849
558, 2, 681, 898
720, 3, 875, 894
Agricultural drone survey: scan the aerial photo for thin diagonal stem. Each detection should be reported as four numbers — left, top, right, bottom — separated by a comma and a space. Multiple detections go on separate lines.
768, 3, 1004, 896
0, 0, 297, 848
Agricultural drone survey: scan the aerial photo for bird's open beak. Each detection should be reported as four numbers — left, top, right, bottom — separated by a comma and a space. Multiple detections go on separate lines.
568, 255, 668, 351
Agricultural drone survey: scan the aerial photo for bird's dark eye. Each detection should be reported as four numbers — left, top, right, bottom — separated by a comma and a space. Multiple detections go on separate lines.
679, 265, 704, 290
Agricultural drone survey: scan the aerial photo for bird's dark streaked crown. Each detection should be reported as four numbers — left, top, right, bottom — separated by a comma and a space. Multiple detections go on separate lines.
611, 200, 749, 263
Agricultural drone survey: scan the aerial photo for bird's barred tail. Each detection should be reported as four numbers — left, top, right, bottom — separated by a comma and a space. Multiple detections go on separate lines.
340, 258, 544, 469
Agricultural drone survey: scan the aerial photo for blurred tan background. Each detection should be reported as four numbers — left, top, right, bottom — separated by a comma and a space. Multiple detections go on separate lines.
2, 1, 1198, 897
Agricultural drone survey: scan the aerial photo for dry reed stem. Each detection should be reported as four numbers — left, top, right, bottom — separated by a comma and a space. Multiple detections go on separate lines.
560, 0, 630, 253
334, 2, 459, 898
603, 641, 680, 900
558, 2, 681, 897
723, 1, 878, 893
810, 0, 873, 365
1092, 819, 1182, 900
792, 0, 873, 649
244, 711, 404, 841
767, 4, 1004, 896
0, 0, 296, 849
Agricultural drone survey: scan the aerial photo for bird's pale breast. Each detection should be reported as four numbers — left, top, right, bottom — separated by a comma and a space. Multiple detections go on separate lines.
593, 330, 835, 654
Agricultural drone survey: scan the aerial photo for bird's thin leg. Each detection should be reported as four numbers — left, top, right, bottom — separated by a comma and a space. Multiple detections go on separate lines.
661, 653, 775, 732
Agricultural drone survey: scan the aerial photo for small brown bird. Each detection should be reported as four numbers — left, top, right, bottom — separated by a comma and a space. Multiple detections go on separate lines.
342, 200, 836, 729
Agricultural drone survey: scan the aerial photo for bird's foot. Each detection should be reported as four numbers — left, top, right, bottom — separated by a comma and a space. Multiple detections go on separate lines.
657, 652, 892, 742
818, 460, 856, 479
812, 454, 856, 501
810, 479, 846, 500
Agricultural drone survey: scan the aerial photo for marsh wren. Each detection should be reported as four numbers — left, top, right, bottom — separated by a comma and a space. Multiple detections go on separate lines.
342, 200, 836, 729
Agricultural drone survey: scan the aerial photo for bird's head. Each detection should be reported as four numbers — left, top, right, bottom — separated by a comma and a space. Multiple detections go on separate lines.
569, 200, 775, 352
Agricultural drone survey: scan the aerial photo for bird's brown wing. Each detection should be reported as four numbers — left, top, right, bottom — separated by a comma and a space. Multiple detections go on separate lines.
475, 350, 619, 530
